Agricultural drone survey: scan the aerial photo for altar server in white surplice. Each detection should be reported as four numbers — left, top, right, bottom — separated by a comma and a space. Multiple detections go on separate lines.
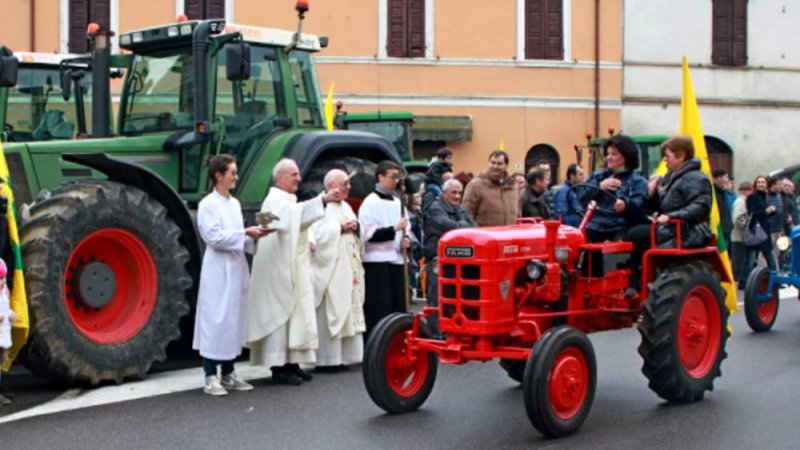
245, 158, 343, 385
309, 169, 366, 373
193, 154, 269, 396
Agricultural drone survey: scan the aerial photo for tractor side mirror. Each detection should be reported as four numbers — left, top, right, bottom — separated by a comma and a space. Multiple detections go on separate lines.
0, 56, 18, 88
61, 69, 73, 101
225, 43, 251, 81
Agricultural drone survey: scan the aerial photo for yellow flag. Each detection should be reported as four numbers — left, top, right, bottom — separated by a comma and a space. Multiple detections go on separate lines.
0, 141, 28, 372
324, 82, 335, 131
679, 56, 738, 314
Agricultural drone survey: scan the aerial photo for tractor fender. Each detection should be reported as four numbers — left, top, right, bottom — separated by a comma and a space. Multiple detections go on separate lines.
281, 130, 403, 177
642, 247, 733, 296
61, 153, 202, 294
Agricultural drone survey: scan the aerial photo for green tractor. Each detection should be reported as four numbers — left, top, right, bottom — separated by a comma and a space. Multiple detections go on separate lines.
2, 4, 401, 385
0, 49, 114, 143
577, 134, 668, 178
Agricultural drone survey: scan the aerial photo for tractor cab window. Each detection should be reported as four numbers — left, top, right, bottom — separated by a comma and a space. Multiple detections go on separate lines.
4, 65, 91, 142
346, 121, 411, 161
121, 52, 195, 135
288, 50, 323, 127
215, 45, 286, 177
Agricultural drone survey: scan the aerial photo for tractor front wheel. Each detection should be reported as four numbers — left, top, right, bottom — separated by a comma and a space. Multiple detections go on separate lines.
363, 313, 438, 414
523, 326, 597, 438
20, 180, 192, 385
744, 266, 779, 332
637, 261, 729, 403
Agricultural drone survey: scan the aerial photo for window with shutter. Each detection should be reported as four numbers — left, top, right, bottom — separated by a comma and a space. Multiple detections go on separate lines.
525, 0, 563, 60
185, 0, 226, 20
387, 0, 425, 58
712, 0, 747, 66
68, 0, 111, 53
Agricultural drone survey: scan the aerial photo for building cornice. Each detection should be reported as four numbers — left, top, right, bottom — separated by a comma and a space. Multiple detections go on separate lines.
316, 55, 621, 70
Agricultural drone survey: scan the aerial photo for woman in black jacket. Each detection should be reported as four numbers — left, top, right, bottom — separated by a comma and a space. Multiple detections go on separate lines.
625, 136, 712, 295
740, 175, 777, 288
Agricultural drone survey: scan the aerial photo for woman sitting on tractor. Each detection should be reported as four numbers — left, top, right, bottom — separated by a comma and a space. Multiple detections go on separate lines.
625, 135, 713, 296
583, 134, 649, 243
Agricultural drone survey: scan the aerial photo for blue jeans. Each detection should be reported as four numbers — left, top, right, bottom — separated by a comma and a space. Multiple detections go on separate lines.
741, 245, 777, 288
202, 358, 234, 377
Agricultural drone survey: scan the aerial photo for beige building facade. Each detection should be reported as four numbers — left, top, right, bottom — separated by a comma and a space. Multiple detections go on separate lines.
1, 0, 623, 181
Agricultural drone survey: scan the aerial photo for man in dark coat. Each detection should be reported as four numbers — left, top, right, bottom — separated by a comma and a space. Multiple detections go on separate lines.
519, 169, 551, 219
712, 169, 733, 247
423, 179, 476, 337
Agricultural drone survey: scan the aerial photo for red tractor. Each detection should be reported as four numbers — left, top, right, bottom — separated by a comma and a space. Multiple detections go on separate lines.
363, 200, 731, 438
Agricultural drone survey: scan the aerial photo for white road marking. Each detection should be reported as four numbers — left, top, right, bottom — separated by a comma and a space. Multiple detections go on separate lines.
0, 364, 271, 424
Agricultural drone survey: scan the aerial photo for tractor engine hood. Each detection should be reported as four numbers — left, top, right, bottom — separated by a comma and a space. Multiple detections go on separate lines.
439, 223, 585, 264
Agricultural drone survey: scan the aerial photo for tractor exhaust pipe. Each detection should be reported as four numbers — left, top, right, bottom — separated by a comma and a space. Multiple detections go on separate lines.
88, 23, 112, 138
192, 21, 214, 138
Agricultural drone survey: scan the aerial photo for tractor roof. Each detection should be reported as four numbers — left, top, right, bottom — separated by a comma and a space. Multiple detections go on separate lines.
14, 52, 85, 66
119, 20, 320, 55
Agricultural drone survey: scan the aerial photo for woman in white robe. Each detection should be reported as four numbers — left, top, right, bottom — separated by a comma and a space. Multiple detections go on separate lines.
193, 154, 268, 396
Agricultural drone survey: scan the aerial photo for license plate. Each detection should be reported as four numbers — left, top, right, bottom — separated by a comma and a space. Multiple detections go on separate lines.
445, 246, 474, 258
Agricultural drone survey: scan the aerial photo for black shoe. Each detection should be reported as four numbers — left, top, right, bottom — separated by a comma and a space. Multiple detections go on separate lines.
289, 364, 313, 381
271, 372, 304, 386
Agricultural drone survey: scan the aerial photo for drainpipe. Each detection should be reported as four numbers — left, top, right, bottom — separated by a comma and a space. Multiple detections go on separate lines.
593, 0, 600, 139
30, 0, 36, 51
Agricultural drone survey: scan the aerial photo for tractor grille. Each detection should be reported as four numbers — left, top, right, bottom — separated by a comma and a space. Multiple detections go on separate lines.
437, 258, 515, 335
462, 265, 480, 279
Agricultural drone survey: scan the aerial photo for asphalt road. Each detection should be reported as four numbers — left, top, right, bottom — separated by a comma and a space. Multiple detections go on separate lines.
3, 291, 800, 449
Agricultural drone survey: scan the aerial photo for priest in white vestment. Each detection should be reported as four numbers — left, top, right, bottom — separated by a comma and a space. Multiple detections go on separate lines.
245, 158, 342, 385
309, 169, 366, 372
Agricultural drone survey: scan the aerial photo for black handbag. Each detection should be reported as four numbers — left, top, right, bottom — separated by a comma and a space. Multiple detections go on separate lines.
743, 215, 769, 248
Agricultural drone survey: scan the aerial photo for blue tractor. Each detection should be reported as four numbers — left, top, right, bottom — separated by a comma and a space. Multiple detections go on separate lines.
743, 227, 800, 331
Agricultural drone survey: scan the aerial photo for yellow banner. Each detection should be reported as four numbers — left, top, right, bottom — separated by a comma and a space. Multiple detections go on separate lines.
679, 56, 738, 314
0, 141, 28, 371
324, 82, 335, 131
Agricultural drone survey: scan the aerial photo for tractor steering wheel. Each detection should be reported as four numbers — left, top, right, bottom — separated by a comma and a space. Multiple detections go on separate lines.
566, 183, 621, 217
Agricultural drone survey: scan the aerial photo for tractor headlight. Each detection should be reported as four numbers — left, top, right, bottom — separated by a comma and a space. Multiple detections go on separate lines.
526, 259, 547, 281
777, 236, 791, 252
555, 247, 569, 263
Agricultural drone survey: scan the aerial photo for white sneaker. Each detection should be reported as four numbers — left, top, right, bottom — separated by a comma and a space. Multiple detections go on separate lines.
204, 375, 228, 396
221, 372, 254, 391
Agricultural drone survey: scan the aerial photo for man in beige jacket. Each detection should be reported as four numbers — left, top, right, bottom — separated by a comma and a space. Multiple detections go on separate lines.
462, 150, 519, 226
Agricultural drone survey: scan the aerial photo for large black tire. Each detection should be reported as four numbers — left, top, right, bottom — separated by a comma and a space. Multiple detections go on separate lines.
637, 261, 729, 403
20, 180, 192, 385
523, 326, 597, 438
499, 358, 525, 384
744, 266, 779, 332
363, 313, 438, 414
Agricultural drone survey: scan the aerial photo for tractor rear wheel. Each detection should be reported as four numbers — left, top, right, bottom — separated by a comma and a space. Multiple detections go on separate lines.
20, 180, 192, 385
637, 261, 728, 403
523, 326, 596, 438
744, 266, 779, 332
363, 313, 438, 414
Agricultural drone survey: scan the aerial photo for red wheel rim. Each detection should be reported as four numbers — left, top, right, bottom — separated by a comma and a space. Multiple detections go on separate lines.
549, 347, 589, 420
385, 330, 428, 397
756, 273, 778, 325
63, 228, 157, 344
677, 285, 721, 378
